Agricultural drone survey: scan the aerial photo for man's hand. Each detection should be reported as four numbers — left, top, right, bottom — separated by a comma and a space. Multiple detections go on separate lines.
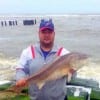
16, 78, 27, 87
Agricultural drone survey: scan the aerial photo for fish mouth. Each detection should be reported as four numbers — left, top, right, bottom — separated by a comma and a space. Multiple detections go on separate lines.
70, 52, 88, 59
68, 52, 89, 70
71, 59, 89, 70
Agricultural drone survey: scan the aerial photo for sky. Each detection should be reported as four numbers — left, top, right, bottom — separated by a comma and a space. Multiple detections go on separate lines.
0, 0, 100, 14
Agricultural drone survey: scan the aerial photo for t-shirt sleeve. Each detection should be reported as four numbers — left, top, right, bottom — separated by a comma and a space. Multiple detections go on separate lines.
17, 49, 28, 69
16, 47, 31, 80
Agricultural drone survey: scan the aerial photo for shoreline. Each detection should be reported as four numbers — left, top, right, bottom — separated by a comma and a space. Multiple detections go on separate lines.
0, 80, 11, 85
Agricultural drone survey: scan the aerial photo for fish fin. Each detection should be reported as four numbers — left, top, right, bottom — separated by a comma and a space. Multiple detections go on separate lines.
37, 82, 45, 89
67, 69, 76, 82
67, 72, 72, 82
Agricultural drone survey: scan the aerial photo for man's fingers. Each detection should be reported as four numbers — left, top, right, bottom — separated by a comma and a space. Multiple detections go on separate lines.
16, 78, 27, 87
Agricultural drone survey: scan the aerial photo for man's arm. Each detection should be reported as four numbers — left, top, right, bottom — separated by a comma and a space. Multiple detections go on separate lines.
16, 48, 30, 86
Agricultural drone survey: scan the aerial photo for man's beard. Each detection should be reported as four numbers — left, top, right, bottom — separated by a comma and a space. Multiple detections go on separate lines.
40, 41, 53, 48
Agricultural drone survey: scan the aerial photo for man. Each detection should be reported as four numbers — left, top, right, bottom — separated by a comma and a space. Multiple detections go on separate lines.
16, 19, 70, 100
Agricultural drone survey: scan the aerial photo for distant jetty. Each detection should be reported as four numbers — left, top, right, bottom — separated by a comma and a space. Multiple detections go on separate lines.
0, 16, 36, 27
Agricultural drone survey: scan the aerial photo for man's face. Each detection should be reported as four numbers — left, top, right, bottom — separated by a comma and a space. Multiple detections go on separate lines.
39, 28, 55, 46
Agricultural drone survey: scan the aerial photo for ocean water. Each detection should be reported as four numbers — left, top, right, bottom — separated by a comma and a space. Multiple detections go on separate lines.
0, 14, 100, 82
